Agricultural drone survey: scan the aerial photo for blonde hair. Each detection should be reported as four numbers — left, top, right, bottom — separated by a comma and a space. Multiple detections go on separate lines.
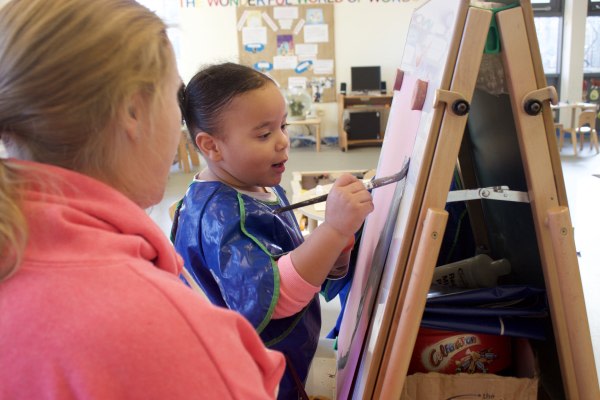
0, 0, 172, 281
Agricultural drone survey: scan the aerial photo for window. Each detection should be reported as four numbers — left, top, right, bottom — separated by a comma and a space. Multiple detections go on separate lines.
532, 0, 563, 99
534, 16, 562, 75
585, 1, 600, 129
532, 0, 562, 16
584, 16, 600, 73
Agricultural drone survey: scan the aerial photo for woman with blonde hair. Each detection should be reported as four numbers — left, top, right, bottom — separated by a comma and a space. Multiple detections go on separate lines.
0, 0, 284, 398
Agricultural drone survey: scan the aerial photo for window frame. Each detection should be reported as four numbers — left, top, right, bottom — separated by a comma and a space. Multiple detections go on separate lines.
532, 1, 563, 97
585, 4, 600, 124
532, 0, 563, 16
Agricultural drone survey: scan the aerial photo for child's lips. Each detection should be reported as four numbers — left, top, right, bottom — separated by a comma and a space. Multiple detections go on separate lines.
272, 161, 286, 172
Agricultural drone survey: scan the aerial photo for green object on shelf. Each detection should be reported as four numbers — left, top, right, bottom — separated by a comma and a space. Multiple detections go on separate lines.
289, 100, 305, 118
472, 2, 519, 54
283, 87, 312, 121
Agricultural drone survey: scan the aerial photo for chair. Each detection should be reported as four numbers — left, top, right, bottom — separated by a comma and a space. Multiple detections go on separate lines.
559, 120, 579, 155
176, 129, 201, 173
575, 110, 599, 154
555, 123, 564, 150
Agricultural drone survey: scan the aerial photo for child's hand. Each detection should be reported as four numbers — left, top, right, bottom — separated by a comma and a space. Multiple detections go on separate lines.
323, 173, 373, 237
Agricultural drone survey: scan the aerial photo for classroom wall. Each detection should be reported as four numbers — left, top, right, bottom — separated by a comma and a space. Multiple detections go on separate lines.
176, 1, 424, 137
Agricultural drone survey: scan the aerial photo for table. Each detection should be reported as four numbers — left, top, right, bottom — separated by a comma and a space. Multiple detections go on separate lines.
289, 169, 375, 233
551, 102, 598, 129
287, 117, 322, 152
291, 186, 327, 233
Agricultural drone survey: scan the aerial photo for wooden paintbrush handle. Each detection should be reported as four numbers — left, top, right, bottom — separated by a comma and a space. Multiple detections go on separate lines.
273, 193, 329, 214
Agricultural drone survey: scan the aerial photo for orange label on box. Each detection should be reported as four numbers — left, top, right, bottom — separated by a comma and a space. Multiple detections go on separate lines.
409, 328, 511, 375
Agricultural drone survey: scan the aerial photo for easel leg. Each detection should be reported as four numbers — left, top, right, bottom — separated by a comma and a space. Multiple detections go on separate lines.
547, 207, 600, 399
378, 208, 448, 400
498, 6, 598, 397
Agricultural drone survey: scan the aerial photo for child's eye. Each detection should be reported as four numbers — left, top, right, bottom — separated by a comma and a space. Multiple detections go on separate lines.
282, 123, 289, 131
259, 132, 271, 139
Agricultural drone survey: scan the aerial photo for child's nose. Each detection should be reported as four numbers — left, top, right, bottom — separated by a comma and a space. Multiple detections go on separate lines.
276, 129, 289, 151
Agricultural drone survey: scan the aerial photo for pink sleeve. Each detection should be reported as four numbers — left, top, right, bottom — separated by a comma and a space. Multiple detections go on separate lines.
273, 254, 320, 319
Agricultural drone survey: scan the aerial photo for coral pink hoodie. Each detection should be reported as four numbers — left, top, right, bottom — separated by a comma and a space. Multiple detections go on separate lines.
0, 160, 284, 399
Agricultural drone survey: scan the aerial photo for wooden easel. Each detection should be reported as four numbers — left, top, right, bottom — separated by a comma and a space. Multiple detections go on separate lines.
337, 1, 599, 399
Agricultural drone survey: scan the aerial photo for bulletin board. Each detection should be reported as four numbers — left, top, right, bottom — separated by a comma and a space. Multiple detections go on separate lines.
236, 4, 336, 103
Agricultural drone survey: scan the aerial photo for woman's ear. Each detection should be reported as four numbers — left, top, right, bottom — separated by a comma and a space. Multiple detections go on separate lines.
122, 92, 145, 141
195, 132, 222, 161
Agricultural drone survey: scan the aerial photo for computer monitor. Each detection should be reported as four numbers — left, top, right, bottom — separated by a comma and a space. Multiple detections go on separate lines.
351, 66, 381, 93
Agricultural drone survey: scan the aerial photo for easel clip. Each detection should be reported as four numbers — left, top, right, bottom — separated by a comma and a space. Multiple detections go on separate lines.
522, 86, 558, 116
433, 89, 470, 116
447, 185, 530, 203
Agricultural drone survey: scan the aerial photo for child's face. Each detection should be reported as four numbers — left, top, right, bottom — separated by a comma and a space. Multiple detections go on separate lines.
212, 82, 289, 192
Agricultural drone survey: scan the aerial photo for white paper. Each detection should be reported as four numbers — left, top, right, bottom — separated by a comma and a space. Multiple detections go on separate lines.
313, 59, 334, 75
236, 10, 249, 31
293, 18, 305, 36
273, 55, 298, 70
279, 19, 293, 30
303, 24, 328, 43
274, 6, 298, 20
295, 43, 318, 57
288, 76, 308, 89
262, 12, 278, 32
242, 27, 267, 46
246, 11, 263, 28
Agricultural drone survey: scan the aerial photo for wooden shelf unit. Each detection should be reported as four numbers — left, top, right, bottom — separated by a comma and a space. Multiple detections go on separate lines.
337, 93, 393, 151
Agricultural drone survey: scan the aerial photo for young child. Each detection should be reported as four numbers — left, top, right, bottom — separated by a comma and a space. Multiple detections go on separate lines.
172, 62, 374, 399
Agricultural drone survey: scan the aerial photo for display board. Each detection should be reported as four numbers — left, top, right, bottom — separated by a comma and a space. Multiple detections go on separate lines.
236, 4, 336, 103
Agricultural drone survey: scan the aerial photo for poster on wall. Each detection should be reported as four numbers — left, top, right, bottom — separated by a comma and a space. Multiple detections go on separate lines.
236, 4, 336, 103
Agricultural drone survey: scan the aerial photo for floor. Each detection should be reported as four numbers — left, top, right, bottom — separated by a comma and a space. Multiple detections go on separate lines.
149, 139, 600, 383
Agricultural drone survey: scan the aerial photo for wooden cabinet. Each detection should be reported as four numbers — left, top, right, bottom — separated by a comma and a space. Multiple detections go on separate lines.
337, 93, 393, 151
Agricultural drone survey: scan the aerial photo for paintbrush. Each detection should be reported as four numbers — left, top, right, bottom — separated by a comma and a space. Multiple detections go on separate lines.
274, 158, 410, 215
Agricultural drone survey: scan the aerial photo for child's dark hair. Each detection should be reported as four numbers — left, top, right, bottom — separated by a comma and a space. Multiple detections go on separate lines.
182, 63, 274, 145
